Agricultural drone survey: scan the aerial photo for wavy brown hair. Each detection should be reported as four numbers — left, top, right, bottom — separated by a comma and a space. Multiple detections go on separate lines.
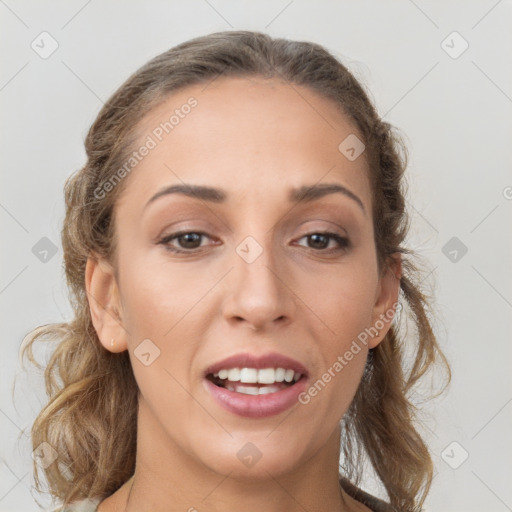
19, 30, 450, 511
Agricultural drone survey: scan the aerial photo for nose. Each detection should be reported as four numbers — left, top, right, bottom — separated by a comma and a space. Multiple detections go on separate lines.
221, 236, 297, 332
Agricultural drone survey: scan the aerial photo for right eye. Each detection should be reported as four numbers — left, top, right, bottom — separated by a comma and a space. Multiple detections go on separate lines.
157, 231, 215, 253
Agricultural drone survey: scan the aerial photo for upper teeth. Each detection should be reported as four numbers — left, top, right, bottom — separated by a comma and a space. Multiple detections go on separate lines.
213, 367, 301, 384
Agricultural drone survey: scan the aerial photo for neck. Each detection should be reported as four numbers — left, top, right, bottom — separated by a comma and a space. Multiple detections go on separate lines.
123, 399, 353, 512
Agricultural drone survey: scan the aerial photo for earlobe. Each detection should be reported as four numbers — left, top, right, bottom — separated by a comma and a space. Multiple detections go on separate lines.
369, 254, 402, 349
85, 254, 127, 353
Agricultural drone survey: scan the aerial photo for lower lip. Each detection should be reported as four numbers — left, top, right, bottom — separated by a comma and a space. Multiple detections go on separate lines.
204, 378, 308, 418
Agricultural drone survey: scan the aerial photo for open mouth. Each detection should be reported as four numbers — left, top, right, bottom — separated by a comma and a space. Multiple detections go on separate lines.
203, 354, 309, 417
206, 367, 304, 395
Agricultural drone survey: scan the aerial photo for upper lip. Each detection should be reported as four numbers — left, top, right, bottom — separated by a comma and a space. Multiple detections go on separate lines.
204, 352, 309, 378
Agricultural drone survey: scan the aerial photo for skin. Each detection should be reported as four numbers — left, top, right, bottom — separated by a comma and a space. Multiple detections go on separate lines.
86, 76, 401, 512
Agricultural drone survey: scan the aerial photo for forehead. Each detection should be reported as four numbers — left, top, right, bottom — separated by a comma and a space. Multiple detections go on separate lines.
117, 76, 371, 213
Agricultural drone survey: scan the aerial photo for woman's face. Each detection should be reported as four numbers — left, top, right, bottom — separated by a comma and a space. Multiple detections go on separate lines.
88, 76, 400, 480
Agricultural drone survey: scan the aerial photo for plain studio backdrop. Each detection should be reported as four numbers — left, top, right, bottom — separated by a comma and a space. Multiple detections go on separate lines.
1, 1, 511, 511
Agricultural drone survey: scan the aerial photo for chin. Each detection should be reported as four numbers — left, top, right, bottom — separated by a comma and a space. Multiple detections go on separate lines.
190, 431, 315, 481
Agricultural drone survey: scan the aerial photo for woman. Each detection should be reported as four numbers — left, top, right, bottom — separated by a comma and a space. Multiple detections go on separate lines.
21, 30, 450, 512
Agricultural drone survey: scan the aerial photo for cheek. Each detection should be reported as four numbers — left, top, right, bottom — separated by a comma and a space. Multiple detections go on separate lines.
118, 249, 201, 338
323, 283, 373, 370
118, 258, 203, 413
299, 257, 377, 402
117, 248, 209, 387
304, 260, 377, 339
299, 279, 372, 423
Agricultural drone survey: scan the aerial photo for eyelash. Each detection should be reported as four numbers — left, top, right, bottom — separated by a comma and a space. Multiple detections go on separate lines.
157, 230, 350, 254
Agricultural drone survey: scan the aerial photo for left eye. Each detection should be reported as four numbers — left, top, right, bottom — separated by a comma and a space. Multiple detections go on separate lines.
296, 232, 350, 251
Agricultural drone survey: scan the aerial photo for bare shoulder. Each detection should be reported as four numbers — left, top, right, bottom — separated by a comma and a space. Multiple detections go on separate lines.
51, 498, 102, 512
96, 476, 133, 511
339, 476, 395, 512
342, 491, 375, 512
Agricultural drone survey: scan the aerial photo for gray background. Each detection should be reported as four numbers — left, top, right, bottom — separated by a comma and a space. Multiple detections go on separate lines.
1, 1, 511, 511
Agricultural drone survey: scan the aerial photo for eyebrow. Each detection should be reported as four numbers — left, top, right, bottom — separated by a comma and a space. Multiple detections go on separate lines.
144, 182, 366, 214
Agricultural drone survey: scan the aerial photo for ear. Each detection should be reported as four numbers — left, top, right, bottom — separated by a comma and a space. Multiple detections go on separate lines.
368, 254, 402, 349
85, 253, 128, 353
